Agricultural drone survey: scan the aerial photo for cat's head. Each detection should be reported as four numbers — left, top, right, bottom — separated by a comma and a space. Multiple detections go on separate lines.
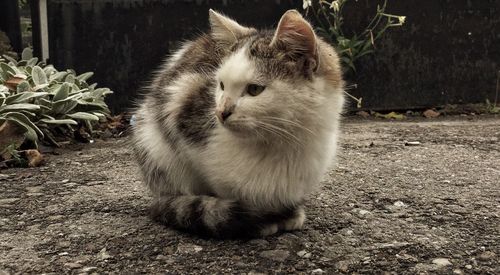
210, 10, 343, 143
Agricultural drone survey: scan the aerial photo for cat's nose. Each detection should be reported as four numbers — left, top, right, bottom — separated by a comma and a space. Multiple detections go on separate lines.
220, 110, 232, 122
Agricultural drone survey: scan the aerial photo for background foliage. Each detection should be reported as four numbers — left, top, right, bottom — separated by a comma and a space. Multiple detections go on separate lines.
0, 48, 112, 151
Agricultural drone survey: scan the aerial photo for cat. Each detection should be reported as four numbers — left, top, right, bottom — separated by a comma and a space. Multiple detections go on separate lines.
131, 9, 344, 238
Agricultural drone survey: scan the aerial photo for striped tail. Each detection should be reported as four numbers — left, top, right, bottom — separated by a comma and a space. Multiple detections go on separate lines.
150, 195, 299, 239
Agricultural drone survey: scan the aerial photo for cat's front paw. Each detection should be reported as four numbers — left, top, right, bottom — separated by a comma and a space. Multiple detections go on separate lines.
260, 223, 279, 236
279, 207, 305, 231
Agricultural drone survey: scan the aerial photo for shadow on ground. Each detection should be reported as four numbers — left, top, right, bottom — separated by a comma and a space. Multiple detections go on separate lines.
1, 116, 499, 274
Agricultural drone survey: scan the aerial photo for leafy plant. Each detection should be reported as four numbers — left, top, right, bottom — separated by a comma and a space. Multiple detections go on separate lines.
303, 0, 405, 108
0, 48, 113, 148
303, 0, 405, 73
18, 0, 29, 9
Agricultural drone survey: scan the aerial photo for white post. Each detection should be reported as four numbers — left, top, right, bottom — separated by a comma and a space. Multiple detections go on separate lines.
39, 0, 50, 61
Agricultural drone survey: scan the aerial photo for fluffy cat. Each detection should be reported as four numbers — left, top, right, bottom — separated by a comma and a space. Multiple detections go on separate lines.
132, 9, 344, 238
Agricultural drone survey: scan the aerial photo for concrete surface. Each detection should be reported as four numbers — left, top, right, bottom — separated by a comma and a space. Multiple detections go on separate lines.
0, 116, 499, 274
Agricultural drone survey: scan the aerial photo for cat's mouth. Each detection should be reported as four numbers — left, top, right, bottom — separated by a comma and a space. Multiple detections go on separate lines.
219, 117, 255, 135
220, 119, 246, 131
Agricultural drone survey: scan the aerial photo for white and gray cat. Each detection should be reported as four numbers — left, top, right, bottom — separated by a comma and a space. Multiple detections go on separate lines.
132, 9, 344, 238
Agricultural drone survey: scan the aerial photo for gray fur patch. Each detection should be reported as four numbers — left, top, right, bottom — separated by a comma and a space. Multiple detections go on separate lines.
176, 82, 217, 145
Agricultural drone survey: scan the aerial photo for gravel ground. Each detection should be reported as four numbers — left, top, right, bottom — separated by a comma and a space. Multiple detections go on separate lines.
1, 116, 499, 274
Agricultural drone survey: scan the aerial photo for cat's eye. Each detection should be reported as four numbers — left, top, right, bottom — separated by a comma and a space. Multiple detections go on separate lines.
246, 84, 266, 96
220, 81, 224, 91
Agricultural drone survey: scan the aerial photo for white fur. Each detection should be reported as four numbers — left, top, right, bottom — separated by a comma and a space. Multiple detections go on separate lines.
280, 208, 306, 231
214, 47, 255, 111
134, 73, 210, 196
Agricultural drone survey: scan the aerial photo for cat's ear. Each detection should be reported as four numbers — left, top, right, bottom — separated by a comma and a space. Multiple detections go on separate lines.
271, 10, 319, 72
209, 9, 254, 44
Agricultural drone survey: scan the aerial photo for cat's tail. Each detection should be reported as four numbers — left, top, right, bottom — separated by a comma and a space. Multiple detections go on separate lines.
150, 195, 302, 239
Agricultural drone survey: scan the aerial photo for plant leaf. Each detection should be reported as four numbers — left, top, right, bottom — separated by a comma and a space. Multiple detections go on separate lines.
92, 112, 106, 119
33, 83, 50, 91
0, 85, 9, 93
1, 55, 17, 66
39, 118, 78, 125
49, 71, 68, 82
67, 112, 99, 121
32, 66, 48, 86
16, 81, 32, 93
27, 57, 39, 67
8, 92, 49, 104
21, 48, 33, 61
65, 74, 75, 84
52, 99, 78, 114
0, 103, 41, 113
374, 111, 406, 120
4, 117, 38, 141
3, 112, 44, 138
53, 83, 70, 101
76, 72, 94, 82
0, 62, 16, 77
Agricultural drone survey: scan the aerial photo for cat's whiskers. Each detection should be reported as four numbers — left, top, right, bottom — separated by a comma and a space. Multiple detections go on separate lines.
227, 118, 296, 147
253, 121, 305, 148
261, 116, 316, 137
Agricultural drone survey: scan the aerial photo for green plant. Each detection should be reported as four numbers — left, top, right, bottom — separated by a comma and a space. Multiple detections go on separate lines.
303, 0, 405, 108
0, 48, 113, 147
303, 0, 405, 72
18, 0, 29, 9
1, 143, 24, 165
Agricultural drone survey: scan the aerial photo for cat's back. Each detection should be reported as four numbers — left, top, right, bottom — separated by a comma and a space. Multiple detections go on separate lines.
132, 34, 228, 195
149, 34, 226, 97
135, 34, 228, 144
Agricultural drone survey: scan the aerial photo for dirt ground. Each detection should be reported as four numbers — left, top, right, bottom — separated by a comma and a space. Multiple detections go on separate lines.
1, 116, 499, 274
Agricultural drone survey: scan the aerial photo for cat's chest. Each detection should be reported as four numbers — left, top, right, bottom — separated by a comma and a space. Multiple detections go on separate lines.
198, 131, 330, 206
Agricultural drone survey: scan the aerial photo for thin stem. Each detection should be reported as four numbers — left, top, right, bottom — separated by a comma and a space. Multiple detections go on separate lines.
495, 70, 499, 107
310, 4, 330, 39
344, 90, 362, 108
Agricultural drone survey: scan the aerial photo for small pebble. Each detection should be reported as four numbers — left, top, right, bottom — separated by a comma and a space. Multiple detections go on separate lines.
478, 251, 495, 261
155, 254, 168, 261
465, 264, 472, 269
432, 258, 452, 267
336, 260, 350, 272
297, 250, 311, 258
64, 262, 82, 269
80, 267, 97, 272
393, 201, 406, 207
259, 250, 289, 262
97, 248, 112, 260
311, 268, 325, 274
358, 209, 370, 216
176, 243, 203, 254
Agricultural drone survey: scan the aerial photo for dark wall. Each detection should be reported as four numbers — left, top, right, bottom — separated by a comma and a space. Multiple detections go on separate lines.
42, 0, 499, 112
45, 0, 299, 112
345, 0, 500, 110
0, 0, 22, 53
